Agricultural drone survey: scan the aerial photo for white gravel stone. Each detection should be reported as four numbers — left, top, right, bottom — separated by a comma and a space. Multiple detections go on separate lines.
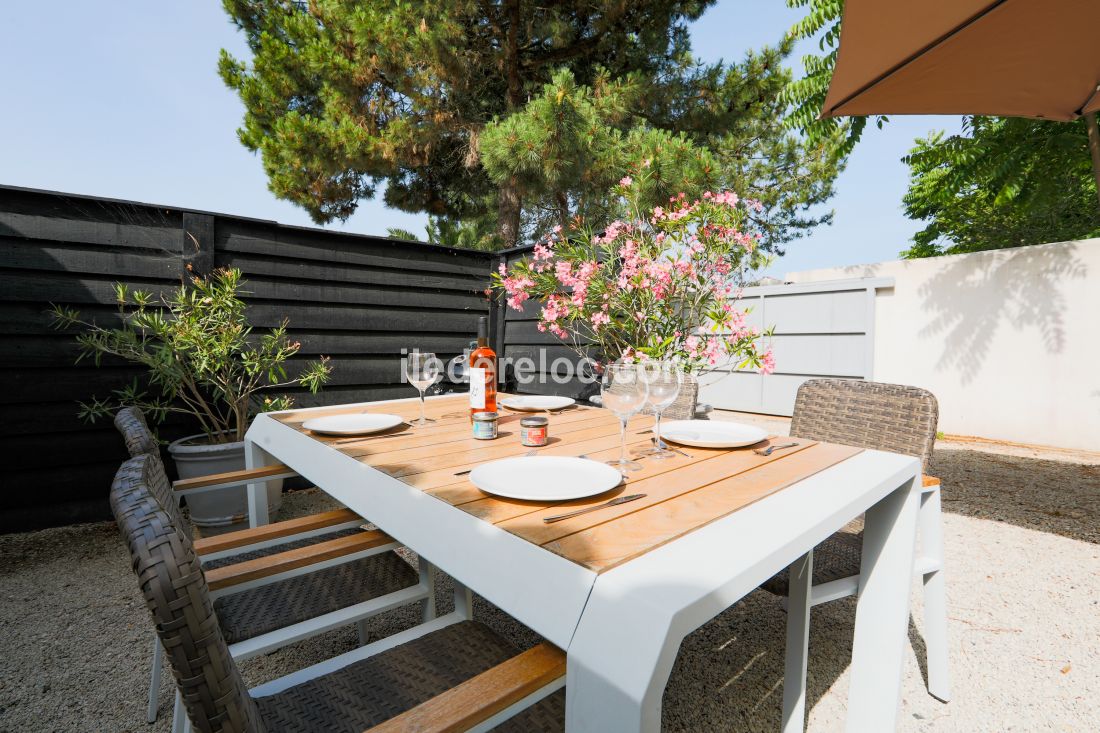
1, 434, 1096, 732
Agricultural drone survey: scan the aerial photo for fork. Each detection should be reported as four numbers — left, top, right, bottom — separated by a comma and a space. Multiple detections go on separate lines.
652, 437, 691, 458
754, 441, 799, 456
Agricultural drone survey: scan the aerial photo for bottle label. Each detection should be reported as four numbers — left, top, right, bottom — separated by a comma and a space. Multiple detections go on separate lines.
469, 367, 486, 409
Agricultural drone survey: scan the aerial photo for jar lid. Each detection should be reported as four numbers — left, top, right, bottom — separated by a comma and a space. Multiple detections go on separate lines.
520, 416, 549, 427
471, 411, 498, 421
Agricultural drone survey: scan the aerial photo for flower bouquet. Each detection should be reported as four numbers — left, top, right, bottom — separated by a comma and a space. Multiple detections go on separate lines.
493, 176, 775, 409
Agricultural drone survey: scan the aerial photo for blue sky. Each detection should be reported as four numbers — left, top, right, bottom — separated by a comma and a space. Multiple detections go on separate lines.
1, 2, 960, 276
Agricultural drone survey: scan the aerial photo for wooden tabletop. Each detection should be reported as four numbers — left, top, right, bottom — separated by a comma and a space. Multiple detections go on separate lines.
274, 394, 861, 573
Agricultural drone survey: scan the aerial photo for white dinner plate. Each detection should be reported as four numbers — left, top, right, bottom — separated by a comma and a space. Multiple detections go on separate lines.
302, 413, 405, 436
499, 395, 576, 412
659, 420, 768, 448
469, 456, 623, 501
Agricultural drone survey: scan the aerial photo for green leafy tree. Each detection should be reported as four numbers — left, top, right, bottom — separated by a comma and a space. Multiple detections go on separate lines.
220, 0, 843, 250
782, 0, 871, 157
785, 0, 1100, 256
901, 117, 1100, 257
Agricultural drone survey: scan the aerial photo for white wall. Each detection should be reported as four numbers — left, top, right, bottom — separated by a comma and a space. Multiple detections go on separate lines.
785, 238, 1100, 452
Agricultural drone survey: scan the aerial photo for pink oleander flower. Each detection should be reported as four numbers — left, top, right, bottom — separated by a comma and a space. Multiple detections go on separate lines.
759, 349, 776, 375
501, 273, 535, 311
673, 260, 695, 278
541, 296, 565, 323
712, 191, 739, 207
554, 260, 575, 286
491, 177, 772, 376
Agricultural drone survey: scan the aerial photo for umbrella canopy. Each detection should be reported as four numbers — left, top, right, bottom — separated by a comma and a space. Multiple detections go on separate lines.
821, 0, 1100, 122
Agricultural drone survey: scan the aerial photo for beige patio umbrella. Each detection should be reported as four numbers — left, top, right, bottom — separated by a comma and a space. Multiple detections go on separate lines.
820, 0, 1100, 203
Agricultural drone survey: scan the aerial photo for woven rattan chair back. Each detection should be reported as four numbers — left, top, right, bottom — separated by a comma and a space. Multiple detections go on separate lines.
111, 455, 263, 733
113, 408, 191, 531
790, 379, 939, 469
114, 407, 158, 457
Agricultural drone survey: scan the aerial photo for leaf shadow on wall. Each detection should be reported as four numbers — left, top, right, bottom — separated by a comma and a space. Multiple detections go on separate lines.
914, 242, 1086, 384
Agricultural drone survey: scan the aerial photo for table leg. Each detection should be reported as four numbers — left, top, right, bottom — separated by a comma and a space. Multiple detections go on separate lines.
920, 486, 951, 701
245, 438, 271, 528
419, 557, 437, 622
565, 619, 674, 733
845, 474, 920, 732
781, 549, 814, 733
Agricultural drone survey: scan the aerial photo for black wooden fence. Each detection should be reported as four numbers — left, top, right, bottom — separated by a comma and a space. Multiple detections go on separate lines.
0, 185, 497, 531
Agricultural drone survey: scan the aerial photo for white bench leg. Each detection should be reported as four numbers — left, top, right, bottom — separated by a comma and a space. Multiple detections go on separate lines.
171, 689, 186, 733
454, 581, 474, 621
919, 487, 951, 701
147, 634, 163, 722
782, 549, 814, 733
419, 556, 437, 622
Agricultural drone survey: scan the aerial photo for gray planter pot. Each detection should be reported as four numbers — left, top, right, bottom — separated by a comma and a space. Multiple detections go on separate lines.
167, 433, 283, 527
640, 372, 700, 420
590, 372, 704, 419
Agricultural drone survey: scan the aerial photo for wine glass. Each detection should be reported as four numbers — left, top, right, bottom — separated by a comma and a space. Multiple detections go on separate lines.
405, 351, 440, 426
639, 361, 683, 459
601, 362, 649, 472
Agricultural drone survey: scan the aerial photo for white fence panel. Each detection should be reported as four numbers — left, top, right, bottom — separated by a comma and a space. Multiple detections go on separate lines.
782, 238, 1100, 451
698, 278, 891, 416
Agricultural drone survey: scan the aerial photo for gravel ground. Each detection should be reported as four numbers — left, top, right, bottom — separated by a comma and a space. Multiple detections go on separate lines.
1, 425, 1097, 732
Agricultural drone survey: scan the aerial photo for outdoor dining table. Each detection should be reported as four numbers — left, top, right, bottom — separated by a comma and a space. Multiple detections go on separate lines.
242, 393, 923, 732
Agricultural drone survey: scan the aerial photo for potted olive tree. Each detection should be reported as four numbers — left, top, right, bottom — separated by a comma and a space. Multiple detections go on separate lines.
51, 267, 331, 526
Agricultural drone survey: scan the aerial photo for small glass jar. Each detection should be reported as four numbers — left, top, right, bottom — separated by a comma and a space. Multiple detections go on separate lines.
520, 416, 549, 447
471, 411, 499, 440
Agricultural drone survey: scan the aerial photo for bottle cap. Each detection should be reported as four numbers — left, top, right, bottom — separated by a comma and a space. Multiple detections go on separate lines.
477, 316, 488, 340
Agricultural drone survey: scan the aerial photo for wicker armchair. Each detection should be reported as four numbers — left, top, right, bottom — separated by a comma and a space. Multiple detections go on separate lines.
111, 455, 565, 733
113, 409, 432, 725
114, 408, 376, 563
757, 379, 949, 730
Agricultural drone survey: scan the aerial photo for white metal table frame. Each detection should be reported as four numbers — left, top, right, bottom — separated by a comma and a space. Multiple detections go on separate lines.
244, 395, 922, 732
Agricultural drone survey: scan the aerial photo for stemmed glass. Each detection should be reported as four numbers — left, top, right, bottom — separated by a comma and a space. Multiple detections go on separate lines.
601, 362, 649, 472
639, 361, 683, 459
405, 351, 440, 426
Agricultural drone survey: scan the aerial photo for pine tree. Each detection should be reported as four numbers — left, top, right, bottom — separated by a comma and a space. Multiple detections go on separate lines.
221, 0, 843, 249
